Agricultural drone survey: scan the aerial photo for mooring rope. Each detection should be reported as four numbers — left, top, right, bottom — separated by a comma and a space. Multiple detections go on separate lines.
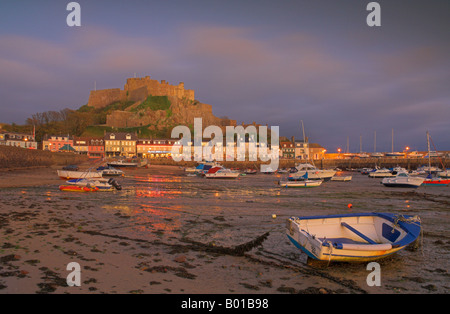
323, 239, 333, 266
393, 214, 424, 256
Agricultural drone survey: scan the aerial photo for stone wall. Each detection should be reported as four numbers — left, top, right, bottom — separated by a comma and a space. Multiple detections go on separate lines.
87, 88, 126, 109
87, 76, 195, 109
124, 76, 195, 101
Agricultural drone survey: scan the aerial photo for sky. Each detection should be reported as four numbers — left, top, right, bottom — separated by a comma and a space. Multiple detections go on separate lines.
0, 0, 449, 152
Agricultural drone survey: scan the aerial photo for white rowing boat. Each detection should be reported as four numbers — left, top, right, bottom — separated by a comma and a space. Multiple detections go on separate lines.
286, 213, 421, 263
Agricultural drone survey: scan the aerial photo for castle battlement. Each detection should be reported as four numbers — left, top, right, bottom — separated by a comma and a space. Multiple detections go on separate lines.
87, 76, 195, 109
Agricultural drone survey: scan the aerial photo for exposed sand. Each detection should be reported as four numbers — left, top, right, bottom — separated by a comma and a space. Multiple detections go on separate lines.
0, 165, 448, 295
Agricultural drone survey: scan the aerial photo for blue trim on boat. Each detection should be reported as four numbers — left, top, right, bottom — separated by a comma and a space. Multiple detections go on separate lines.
383, 183, 421, 188
382, 223, 401, 242
286, 234, 317, 260
341, 222, 377, 244
322, 250, 400, 259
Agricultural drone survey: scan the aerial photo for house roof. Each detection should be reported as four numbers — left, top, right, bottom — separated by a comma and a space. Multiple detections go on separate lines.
309, 143, 325, 149
59, 144, 76, 151
104, 132, 138, 141
43, 134, 73, 141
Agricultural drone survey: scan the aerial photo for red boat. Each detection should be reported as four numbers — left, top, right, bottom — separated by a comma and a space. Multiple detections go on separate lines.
59, 185, 99, 192
422, 178, 450, 186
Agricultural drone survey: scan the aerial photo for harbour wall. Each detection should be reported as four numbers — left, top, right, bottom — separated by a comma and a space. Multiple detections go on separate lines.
148, 157, 448, 170
0, 146, 90, 170
313, 157, 448, 170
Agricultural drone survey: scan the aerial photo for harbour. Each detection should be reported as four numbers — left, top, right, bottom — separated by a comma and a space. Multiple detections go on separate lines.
0, 164, 448, 294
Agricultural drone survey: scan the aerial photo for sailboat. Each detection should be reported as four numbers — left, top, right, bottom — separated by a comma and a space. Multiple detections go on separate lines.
289, 121, 336, 181
422, 131, 450, 186
280, 172, 323, 187
370, 131, 384, 157
385, 129, 404, 157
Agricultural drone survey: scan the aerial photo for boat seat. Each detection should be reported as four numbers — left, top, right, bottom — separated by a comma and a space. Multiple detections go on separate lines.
320, 237, 392, 251
319, 237, 367, 245
340, 222, 377, 244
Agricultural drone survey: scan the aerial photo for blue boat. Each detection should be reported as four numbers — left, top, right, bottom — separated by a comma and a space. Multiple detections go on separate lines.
286, 212, 421, 262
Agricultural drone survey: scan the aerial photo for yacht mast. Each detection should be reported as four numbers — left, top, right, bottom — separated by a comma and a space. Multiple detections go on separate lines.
301, 120, 306, 142
427, 131, 431, 173
346, 136, 349, 154
360, 135, 362, 153
374, 131, 376, 152
391, 128, 394, 153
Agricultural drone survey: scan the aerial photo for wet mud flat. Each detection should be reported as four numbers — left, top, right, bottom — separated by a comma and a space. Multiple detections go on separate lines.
0, 166, 449, 294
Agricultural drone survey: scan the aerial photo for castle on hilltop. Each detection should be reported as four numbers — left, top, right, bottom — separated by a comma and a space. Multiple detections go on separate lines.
87, 76, 195, 109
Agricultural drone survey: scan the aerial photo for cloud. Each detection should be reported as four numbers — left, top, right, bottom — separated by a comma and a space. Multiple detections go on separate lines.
0, 19, 448, 150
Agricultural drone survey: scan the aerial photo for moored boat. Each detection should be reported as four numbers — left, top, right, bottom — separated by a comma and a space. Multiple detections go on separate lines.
331, 175, 352, 182
59, 185, 99, 192
438, 169, 450, 178
97, 166, 124, 177
290, 163, 336, 181
421, 131, 449, 186
382, 171, 424, 188
422, 174, 450, 186
385, 152, 404, 158
368, 168, 394, 178
107, 160, 138, 168
204, 166, 240, 179
279, 179, 322, 188
286, 212, 421, 262
57, 170, 103, 180
360, 168, 373, 175
66, 178, 122, 191
244, 169, 257, 175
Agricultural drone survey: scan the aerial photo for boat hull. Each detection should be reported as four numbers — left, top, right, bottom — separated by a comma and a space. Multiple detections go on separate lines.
59, 185, 99, 192
369, 172, 394, 178
382, 176, 424, 188
66, 178, 120, 191
57, 170, 103, 180
205, 173, 240, 179
107, 162, 138, 168
437, 171, 450, 179
286, 234, 403, 262
279, 180, 322, 188
331, 176, 352, 182
382, 183, 422, 188
422, 179, 450, 186
291, 170, 335, 181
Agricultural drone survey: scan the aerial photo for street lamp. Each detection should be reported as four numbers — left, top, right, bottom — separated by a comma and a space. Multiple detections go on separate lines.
404, 146, 410, 158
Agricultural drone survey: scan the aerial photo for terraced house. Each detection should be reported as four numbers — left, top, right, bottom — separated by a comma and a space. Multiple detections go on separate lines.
73, 137, 105, 158
104, 132, 137, 157
42, 135, 73, 152
0, 132, 38, 149
136, 138, 179, 158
